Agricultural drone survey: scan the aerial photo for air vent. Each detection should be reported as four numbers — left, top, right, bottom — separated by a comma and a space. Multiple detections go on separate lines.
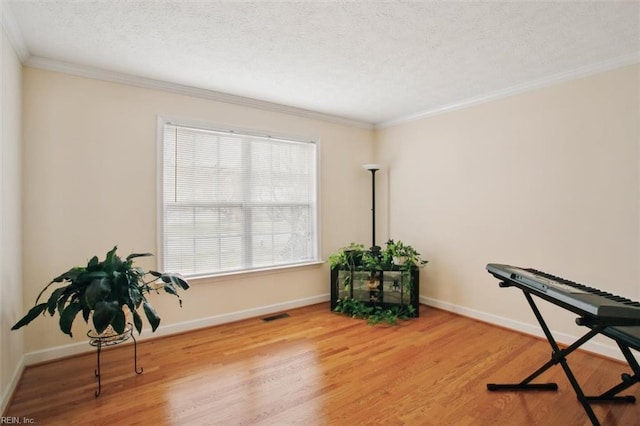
262, 313, 290, 322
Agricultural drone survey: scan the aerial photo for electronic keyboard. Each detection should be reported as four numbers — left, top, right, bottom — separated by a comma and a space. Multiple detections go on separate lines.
487, 263, 640, 321
486, 263, 640, 425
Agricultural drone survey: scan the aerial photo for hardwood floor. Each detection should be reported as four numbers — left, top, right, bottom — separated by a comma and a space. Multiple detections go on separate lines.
4, 303, 639, 425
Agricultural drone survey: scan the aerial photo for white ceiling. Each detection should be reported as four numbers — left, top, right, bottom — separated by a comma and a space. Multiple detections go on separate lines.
3, 1, 640, 126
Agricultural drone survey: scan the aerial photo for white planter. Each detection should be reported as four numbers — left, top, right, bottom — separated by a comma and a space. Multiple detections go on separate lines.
393, 256, 407, 266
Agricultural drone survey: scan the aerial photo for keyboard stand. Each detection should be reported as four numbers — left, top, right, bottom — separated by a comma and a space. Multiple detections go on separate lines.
578, 321, 640, 405
487, 283, 639, 426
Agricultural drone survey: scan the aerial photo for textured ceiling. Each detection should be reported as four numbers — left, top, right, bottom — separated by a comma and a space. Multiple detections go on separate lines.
4, 1, 640, 126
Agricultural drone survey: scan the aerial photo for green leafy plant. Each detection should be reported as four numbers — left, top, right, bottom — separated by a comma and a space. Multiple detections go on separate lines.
328, 242, 365, 269
342, 273, 353, 292
334, 298, 416, 325
330, 240, 426, 325
361, 245, 389, 276
11, 246, 190, 337
334, 297, 372, 318
383, 239, 428, 270
330, 240, 428, 272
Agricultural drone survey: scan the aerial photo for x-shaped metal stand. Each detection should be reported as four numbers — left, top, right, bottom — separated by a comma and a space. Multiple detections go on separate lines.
487, 288, 639, 426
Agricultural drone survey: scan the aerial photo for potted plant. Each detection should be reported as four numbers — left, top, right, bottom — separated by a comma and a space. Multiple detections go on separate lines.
383, 239, 428, 270
11, 246, 190, 337
328, 242, 365, 270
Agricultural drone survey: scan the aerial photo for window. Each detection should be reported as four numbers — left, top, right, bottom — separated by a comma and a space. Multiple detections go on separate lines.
160, 120, 319, 277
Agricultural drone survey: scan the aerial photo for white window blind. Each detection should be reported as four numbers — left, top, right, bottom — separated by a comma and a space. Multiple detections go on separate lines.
161, 122, 318, 277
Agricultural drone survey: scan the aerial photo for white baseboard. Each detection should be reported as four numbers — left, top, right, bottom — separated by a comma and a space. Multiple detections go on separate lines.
420, 296, 632, 362
23, 294, 330, 366
15, 294, 634, 385
1, 356, 24, 416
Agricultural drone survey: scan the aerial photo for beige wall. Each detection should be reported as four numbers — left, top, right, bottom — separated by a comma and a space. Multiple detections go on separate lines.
1, 25, 23, 412
10, 56, 640, 368
376, 64, 640, 355
20, 67, 374, 353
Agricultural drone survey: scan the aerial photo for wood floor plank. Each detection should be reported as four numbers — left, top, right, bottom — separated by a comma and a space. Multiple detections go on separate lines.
4, 303, 639, 425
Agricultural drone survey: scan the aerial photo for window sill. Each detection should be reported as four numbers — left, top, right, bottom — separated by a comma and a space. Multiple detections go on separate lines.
183, 261, 326, 283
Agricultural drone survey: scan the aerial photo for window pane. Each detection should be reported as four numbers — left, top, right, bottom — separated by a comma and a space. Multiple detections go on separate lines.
162, 122, 318, 276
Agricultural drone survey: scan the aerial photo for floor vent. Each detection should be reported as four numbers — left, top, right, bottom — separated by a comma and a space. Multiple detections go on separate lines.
262, 313, 290, 322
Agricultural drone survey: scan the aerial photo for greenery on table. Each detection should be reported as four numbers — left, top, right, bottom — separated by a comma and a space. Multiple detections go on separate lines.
329, 239, 427, 272
328, 242, 365, 269
329, 239, 427, 325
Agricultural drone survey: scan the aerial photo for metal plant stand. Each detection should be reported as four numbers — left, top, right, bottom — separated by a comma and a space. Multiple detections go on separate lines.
87, 323, 143, 397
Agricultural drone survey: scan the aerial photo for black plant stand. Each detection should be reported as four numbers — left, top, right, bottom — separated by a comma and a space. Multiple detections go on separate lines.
330, 266, 420, 315
87, 323, 143, 397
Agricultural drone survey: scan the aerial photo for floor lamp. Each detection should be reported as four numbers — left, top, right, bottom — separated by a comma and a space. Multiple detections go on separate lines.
362, 164, 381, 254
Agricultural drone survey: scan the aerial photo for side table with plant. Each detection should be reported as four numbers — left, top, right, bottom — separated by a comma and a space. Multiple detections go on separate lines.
329, 239, 428, 325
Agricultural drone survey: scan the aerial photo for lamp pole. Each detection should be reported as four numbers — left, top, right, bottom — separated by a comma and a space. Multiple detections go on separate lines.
362, 164, 381, 250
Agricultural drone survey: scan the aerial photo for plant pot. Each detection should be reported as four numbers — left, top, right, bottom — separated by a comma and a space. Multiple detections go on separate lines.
88, 323, 133, 346
393, 256, 408, 266
88, 308, 133, 345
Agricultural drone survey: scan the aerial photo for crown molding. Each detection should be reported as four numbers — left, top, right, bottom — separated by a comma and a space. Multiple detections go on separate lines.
1, 0, 29, 62
377, 53, 640, 129
24, 56, 374, 130
17, 43, 639, 131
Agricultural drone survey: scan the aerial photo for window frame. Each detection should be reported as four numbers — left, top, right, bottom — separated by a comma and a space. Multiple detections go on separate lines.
156, 116, 322, 279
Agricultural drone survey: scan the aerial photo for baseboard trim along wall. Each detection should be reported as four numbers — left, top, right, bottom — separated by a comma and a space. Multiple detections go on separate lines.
420, 296, 632, 362
22, 294, 331, 366
14, 294, 631, 398
1, 357, 25, 416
